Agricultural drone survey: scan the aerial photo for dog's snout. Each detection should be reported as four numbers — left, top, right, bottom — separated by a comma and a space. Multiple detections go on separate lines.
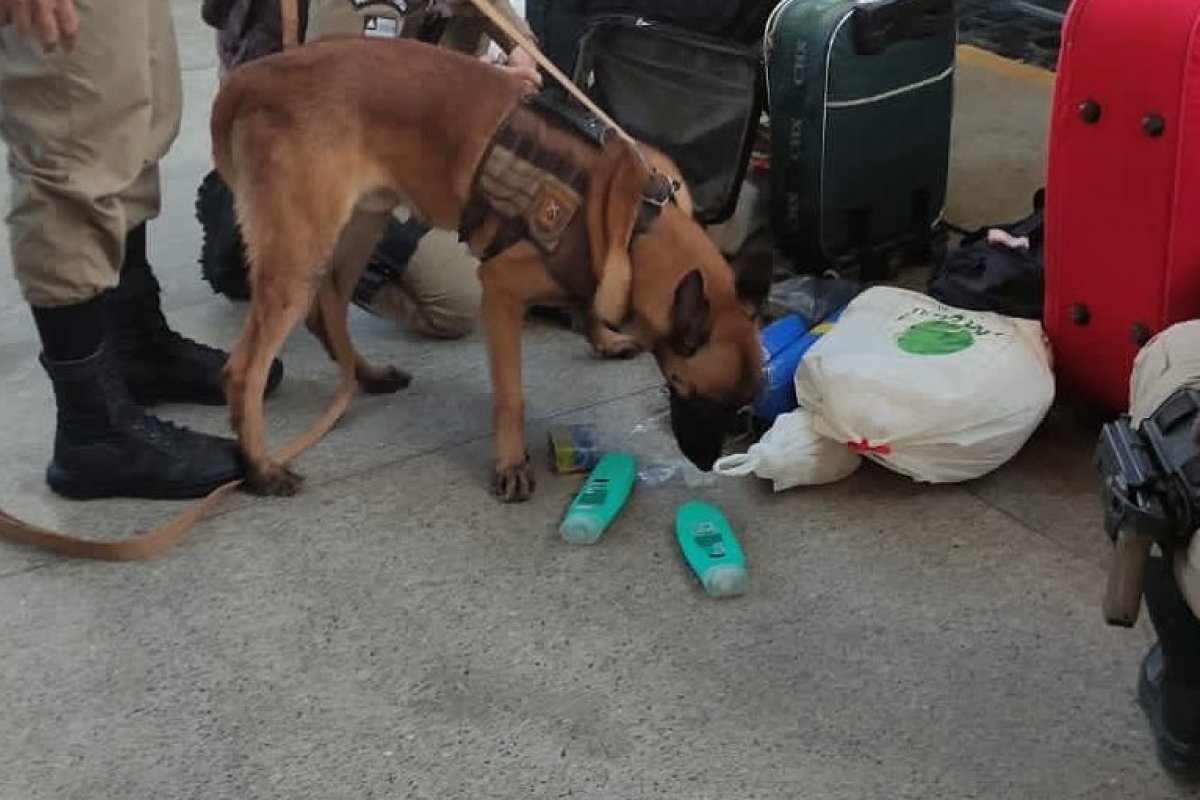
668, 389, 737, 471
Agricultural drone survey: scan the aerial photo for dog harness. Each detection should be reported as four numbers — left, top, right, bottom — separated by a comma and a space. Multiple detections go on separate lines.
458, 91, 677, 301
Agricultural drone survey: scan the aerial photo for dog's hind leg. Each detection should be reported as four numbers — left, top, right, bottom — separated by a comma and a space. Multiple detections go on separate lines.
225, 252, 324, 496
304, 208, 412, 395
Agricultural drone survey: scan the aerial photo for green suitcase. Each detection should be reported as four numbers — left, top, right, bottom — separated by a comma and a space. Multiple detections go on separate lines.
764, 0, 956, 276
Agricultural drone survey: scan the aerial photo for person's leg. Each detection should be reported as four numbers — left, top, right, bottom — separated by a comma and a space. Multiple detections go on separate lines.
1140, 552, 1200, 780
114, 4, 282, 406
0, 0, 248, 499
364, 223, 482, 339
1126, 323, 1200, 779
306, 0, 483, 339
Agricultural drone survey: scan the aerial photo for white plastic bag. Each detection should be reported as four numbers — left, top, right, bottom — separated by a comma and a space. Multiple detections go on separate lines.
795, 286, 1055, 483
713, 408, 862, 491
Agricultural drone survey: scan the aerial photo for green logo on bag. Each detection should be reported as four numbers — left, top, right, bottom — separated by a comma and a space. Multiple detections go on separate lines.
897, 319, 975, 355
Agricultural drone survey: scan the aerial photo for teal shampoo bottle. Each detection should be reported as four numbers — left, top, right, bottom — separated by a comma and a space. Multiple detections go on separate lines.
559, 452, 638, 544
675, 500, 747, 597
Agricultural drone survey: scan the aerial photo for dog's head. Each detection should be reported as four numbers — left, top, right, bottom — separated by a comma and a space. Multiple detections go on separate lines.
586, 137, 766, 471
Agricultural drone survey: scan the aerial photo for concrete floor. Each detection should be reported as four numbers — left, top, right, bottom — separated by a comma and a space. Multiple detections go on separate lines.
0, 7, 1190, 799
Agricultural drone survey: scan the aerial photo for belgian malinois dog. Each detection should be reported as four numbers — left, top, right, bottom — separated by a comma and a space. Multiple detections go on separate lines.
210, 35, 763, 502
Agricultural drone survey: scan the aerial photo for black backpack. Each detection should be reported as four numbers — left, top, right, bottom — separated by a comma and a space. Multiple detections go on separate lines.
527, 0, 778, 75
927, 190, 1045, 320
571, 15, 766, 224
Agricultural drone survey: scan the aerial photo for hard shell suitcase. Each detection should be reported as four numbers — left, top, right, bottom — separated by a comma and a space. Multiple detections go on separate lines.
1043, 0, 1200, 414
573, 15, 765, 223
763, 0, 956, 275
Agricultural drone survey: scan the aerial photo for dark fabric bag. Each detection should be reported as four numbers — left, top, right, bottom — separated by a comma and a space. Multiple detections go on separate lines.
926, 190, 1045, 320
572, 15, 765, 224
527, 0, 777, 75
585, 0, 779, 42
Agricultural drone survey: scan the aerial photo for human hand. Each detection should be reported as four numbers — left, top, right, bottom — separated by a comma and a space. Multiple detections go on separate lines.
487, 46, 543, 95
0, 0, 79, 52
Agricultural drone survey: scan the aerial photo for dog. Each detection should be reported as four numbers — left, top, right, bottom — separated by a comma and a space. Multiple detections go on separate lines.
210, 35, 764, 502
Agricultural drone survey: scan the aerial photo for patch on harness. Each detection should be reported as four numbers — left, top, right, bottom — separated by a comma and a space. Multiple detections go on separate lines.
528, 179, 578, 250
363, 15, 401, 37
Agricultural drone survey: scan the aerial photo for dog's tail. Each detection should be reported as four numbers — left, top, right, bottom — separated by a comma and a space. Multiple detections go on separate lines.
209, 79, 244, 188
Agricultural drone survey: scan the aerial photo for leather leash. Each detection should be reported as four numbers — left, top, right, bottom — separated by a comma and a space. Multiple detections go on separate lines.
0, 0, 343, 562
281, 0, 300, 50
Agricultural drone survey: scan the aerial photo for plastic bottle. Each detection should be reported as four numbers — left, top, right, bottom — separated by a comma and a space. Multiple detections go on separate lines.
675, 500, 747, 597
558, 452, 638, 544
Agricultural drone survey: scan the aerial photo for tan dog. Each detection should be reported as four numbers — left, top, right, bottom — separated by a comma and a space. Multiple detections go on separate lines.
211, 35, 763, 502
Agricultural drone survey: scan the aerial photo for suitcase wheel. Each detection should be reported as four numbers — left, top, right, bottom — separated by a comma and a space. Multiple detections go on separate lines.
1069, 303, 1091, 325
1078, 99, 1102, 124
1142, 113, 1166, 138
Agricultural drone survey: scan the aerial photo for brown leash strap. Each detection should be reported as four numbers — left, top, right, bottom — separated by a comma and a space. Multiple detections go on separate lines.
0, 0, 331, 562
280, 0, 300, 49
0, 374, 357, 561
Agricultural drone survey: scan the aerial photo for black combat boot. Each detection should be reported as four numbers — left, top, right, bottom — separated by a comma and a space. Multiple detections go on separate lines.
109, 222, 283, 407
1139, 555, 1200, 782
40, 343, 244, 499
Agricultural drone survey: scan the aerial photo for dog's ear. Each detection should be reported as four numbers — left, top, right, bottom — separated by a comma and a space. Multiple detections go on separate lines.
586, 138, 648, 329
668, 269, 712, 357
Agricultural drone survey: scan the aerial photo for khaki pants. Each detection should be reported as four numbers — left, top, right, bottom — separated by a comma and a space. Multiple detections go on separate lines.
1130, 320, 1200, 615
0, 0, 182, 307
304, 0, 508, 339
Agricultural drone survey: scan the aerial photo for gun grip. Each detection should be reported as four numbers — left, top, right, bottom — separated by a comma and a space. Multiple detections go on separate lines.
1103, 530, 1154, 627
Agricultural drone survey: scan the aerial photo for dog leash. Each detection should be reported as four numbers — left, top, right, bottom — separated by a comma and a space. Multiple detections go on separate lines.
459, 0, 640, 150
0, 0, 350, 562
0, 374, 355, 560
281, 0, 300, 50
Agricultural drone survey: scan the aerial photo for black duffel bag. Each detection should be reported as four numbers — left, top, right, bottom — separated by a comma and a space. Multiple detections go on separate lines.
927, 190, 1045, 320
527, 0, 778, 77
571, 14, 765, 225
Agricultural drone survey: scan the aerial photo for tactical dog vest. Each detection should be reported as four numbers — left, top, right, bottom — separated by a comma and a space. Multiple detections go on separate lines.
458, 93, 610, 299
458, 92, 680, 302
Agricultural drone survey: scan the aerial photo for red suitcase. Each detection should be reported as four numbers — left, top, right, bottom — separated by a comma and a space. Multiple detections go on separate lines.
1044, 0, 1200, 414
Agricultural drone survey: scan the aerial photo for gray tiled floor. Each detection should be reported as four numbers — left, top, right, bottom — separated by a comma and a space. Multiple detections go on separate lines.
0, 6, 1190, 798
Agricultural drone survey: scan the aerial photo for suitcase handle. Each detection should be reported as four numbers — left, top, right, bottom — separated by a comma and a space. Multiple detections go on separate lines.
852, 0, 956, 55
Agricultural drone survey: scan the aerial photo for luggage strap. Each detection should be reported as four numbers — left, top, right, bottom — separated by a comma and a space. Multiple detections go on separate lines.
0, 0, 341, 562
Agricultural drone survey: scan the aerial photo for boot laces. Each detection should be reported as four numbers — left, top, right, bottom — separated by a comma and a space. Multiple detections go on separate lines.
97, 366, 213, 451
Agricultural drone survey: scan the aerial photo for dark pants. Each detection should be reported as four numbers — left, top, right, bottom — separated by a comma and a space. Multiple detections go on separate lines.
1141, 550, 1200, 777
1146, 553, 1200, 689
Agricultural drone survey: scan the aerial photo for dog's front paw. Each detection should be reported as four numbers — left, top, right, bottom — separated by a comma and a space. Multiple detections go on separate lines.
595, 333, 642, 360
492, 455, 535, 503
358, 364, 412, 395
244, 460, 305, 497
590, 325, 642, 360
